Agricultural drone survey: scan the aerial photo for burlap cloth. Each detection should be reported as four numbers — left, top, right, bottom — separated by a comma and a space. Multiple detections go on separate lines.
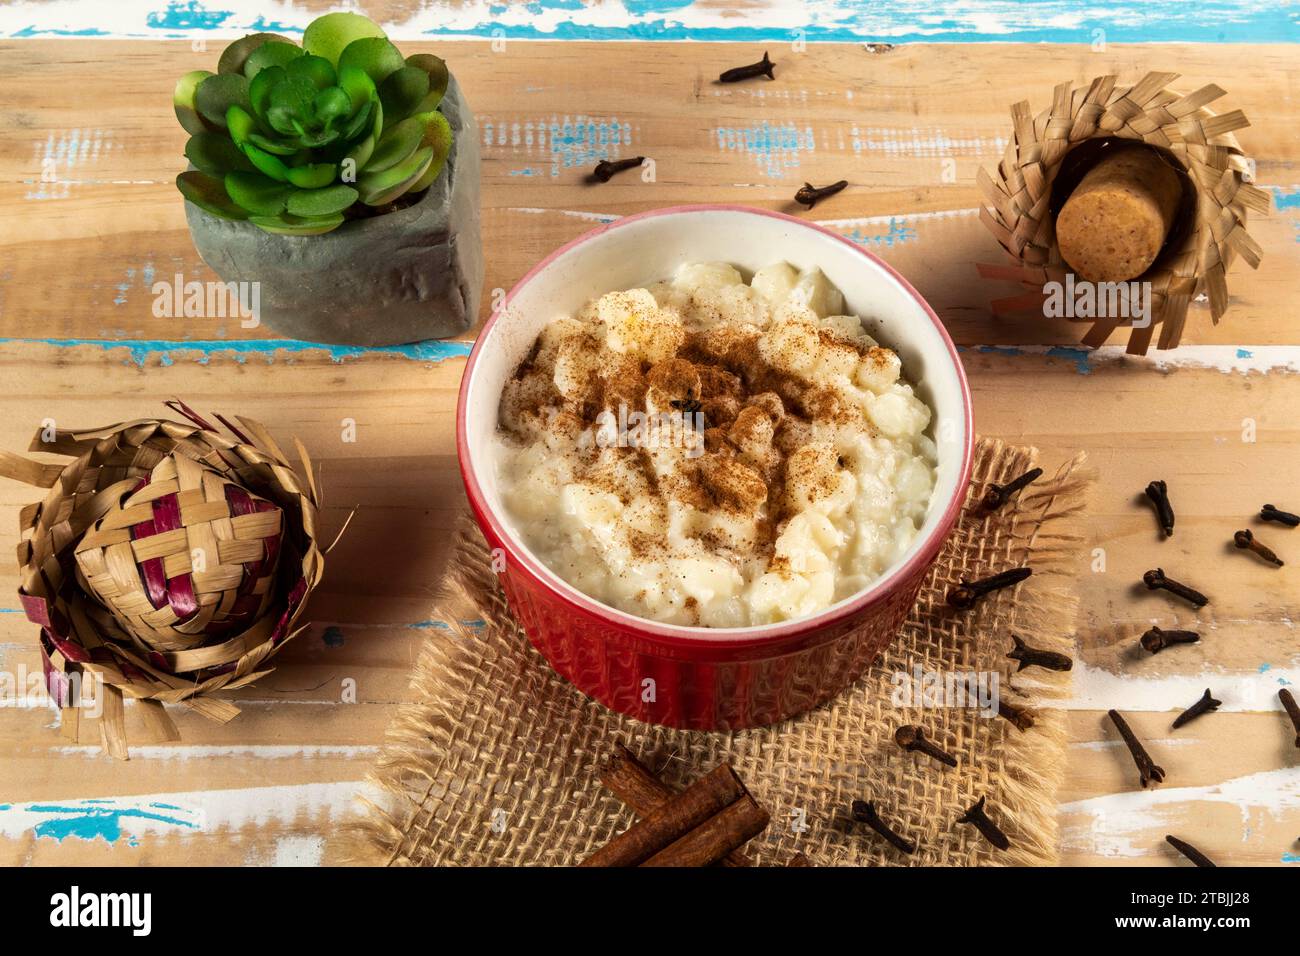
351, 438, 1091, 866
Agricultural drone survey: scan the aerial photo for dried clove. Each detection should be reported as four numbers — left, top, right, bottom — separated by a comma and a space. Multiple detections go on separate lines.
670, 397, 703, 416
793, 180, 848, 209
1142, 568, 1208, 608
850, 800, 915, 855
947, 567, 1032, 610
1108, 709, 1166, 788
590, 156, 646, 183
1172, 688, 1221, 729
894, 725, 958, 767
957, 796, 1010, 850
718, 50, 775, 83
1166, 834, 1216, 868
1140, 625, 1200, 655
1234, 529, 1284, 567
981, 467, 1043, 512
1260, 503, 1300, 527
1007, 634, 1073, 672
1280, 688, 1300, 748
997, 697, 1036, 733
1144, 480, 1175, 537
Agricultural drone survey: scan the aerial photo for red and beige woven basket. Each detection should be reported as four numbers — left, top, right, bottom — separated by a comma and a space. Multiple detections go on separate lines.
0, 402, 325, 757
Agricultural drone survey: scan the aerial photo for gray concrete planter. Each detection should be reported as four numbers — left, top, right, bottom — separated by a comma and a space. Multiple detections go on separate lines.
184, 77, 482, 346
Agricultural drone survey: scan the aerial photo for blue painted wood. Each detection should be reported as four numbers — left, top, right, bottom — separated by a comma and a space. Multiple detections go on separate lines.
2, 0, 1297, 43
0, 336, 474, 366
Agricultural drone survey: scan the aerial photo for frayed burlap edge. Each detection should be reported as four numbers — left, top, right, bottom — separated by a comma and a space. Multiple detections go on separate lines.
347, 438, 1093, 866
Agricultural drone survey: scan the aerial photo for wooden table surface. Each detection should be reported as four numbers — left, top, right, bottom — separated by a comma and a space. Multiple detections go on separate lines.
0, 2, 1297, 867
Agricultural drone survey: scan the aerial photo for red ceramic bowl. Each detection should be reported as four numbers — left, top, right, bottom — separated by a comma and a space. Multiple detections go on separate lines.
457, 205, 973, 730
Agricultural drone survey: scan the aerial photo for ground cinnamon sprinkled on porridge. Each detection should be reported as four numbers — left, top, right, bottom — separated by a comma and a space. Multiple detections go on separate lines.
494, 261, 936, 627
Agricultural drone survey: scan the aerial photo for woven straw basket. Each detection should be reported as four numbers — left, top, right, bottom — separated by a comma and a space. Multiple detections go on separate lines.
0, 402, 325, 758
977, 72, 1270, 354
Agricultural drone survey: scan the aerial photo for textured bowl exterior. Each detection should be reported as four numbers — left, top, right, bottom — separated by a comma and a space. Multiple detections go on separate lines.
469, 493, 931, 729
458, 205, 972, 731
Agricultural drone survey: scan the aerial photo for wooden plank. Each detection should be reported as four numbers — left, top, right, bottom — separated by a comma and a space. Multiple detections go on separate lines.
0, 0, 1291, 44
2, 42, 1299, 349
1062, 712, 1297, 867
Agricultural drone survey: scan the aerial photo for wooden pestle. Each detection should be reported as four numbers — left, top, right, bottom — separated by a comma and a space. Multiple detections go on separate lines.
1055, 145, 1183, 283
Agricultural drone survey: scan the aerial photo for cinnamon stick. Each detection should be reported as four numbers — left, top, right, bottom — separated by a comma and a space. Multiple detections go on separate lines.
598, 746, 677, 813
640, 793, 771, 867
598, 746, 754, 866
581, 762, 746, 867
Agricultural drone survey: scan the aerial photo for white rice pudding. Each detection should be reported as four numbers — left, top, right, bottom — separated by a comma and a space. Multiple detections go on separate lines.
493, 261, 937, 627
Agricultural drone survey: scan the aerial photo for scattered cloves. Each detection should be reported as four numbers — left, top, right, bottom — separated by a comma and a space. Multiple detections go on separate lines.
590, 156, 646, 183
850, 800, 915, 855
718, 50, 776, 83
1260, 503, 1300, 527
957, 796, 1010, 850
1108, 709, 1166, 788
1142, 568, 1208, 608
1172, 688, 1221, 729
1166, 834, 1216, 868
981, 467, 1043, 512
793, 179, 848, 209
1144, 480, 1175, 537
894, 724, 958, 767
1007, 634, 1073, 672
1140, 625, 1200, 655
948, 567, 1032, 610
1280, 688, 1300, 748
997, 697, 1036, 733
1234, 528, 1284, 567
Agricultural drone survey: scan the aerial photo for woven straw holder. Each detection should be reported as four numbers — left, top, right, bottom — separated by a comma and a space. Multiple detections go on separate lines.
977, 72, 1271, 354
0, 404, 325, 758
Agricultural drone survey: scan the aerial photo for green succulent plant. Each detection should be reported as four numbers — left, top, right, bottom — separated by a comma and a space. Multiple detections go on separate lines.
173, 12, 453, 235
